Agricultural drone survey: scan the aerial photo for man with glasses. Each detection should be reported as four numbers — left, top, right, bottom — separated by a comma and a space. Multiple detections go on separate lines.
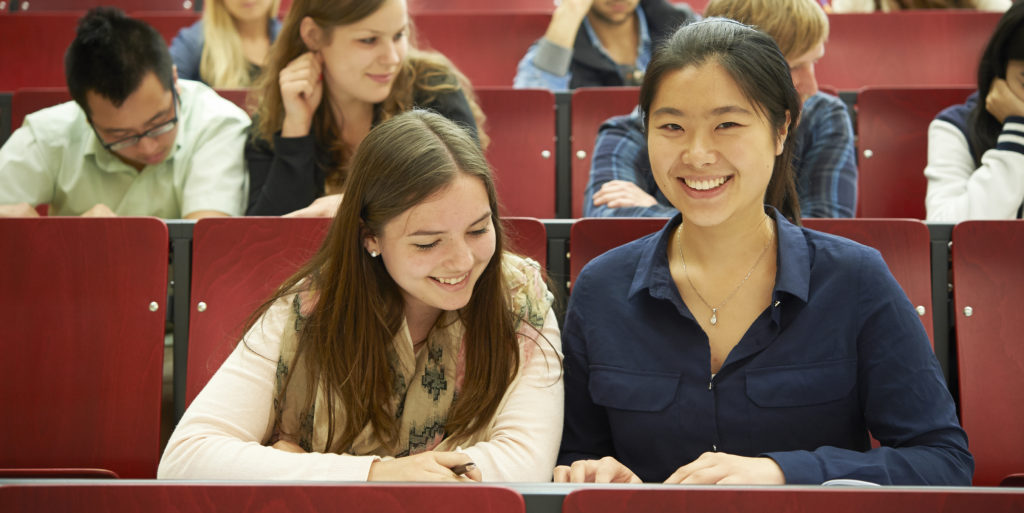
0, 7, 249, 218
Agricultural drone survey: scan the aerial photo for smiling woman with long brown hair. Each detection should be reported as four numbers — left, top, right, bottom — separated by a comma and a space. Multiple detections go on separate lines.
159, 110, 561, 482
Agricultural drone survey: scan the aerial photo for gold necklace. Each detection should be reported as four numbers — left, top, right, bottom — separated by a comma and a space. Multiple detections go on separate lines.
676, 218, 773, 327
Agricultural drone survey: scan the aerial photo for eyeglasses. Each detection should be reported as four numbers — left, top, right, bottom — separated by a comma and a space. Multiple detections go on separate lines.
91, 90, 179, 152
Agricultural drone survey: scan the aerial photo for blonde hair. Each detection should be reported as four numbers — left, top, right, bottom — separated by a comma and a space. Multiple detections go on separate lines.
252, 0, 487, 192
200, 0, 282, 88
703, 0, 828, 59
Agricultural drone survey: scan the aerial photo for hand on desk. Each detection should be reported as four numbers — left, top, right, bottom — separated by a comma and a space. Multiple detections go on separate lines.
81, 203, 116, 217
663, 452, 785, 485
0, 202, 40, 218
368, 450, 482, 483
553, 456, 642, 483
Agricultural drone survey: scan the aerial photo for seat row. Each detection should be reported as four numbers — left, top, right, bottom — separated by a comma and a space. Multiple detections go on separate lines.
1, 481, 1023, 511
0, 84, 977, 219
0, 10, 999, 90
0, 0, 567, 14
1, 216, 1022, 485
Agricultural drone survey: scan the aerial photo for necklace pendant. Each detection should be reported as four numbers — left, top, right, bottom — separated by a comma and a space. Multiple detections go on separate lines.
710, 308, 718, 326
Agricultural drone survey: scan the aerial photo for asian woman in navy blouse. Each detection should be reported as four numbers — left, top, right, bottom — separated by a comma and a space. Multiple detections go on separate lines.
554, 18, 973, 485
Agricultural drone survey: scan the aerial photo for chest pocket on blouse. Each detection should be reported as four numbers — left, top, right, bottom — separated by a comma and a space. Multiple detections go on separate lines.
589, 366, 680, 412
746, 359, 857, 408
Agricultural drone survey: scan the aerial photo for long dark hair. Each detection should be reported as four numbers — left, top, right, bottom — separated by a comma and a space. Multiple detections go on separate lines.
638, 17, 802, 221
968, 2, 1024, 167
248, 109, 518, 453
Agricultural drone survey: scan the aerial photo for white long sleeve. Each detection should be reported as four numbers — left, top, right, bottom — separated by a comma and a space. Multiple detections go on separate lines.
924, 117, 1024, 222
157, 297, 380, 481
461, 308, 564, 482
158, 298, 564, 482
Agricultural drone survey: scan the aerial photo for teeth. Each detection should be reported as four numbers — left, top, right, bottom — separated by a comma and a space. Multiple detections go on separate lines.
684, 177, 727, 191
435, 274, 467, 285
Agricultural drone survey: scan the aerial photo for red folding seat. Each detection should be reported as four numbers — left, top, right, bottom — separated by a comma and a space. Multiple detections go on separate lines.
0, 218, 168, 478
951, 220, 1024, 486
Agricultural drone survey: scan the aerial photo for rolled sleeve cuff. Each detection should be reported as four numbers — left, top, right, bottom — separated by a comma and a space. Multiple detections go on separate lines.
533, 38, 574, 77
997, 116, 1024, 153
763, 450, 823, 485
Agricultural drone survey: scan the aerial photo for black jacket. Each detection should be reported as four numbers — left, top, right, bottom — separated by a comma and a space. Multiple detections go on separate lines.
568, 0, 698, 89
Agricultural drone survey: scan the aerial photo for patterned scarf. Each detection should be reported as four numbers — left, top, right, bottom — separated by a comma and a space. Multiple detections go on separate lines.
270, 255, 553, 457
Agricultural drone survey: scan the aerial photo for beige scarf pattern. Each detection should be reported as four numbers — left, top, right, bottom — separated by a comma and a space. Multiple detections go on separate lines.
270, 254, 553, 457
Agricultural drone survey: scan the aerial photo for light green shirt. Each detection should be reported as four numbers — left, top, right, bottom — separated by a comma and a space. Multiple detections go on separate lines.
0, 79, 249, 217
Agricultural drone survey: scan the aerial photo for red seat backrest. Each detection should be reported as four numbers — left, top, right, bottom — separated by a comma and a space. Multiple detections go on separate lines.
569, 217, 668, 289
818, 12, 998, 91
562, 487, 1024, 513
476, 87, 557, 218
0, 14, 78, 90
412, 12, 550, 87
0, 218, 167, 478
570, 87, 641, 218
504, 216, 547, 268
802, 218, 933, 344
952, 220, 1024, 486
855, 86, 974, 218
186, 217, 331, 406
0, 483, 527, 513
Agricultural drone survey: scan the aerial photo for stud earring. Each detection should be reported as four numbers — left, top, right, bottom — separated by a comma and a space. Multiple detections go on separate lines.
369, 250, 379, 258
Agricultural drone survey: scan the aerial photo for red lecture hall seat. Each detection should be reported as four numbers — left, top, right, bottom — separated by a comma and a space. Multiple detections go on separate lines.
570, 87, 640, 218
0, 218, 168, 478
951, 220, 1024, 486
855, 86, 973, 218
476, 87, 557, 219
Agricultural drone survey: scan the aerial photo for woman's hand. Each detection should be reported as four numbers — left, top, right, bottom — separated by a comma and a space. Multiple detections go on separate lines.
663, 452, 785, 485
368, 451, 482, 482
279, 51, 324, 138
553, 456, 642, 483
985, 78, 1024, 124
284, 194, 343, 218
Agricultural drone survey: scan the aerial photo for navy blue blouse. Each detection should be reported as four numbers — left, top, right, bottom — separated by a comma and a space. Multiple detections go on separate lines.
558, 208, 973, 485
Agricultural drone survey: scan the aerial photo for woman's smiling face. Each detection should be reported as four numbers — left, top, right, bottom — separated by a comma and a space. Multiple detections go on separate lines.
647, 59, 788, 228
366, 173, 496, 322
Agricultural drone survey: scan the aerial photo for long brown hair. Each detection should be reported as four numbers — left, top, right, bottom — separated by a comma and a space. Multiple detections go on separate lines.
639, 18, 802, 221
251, 0, 487, 191
246, 110, 517, 453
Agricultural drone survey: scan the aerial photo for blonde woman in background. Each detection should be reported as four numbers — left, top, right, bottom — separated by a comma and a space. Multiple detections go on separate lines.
170, 0, 283, 88
244, 0, 488, 217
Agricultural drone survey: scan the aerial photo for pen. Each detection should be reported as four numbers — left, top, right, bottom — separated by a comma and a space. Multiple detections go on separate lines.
451, 446, 475, 476
450, 462, 475, 476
